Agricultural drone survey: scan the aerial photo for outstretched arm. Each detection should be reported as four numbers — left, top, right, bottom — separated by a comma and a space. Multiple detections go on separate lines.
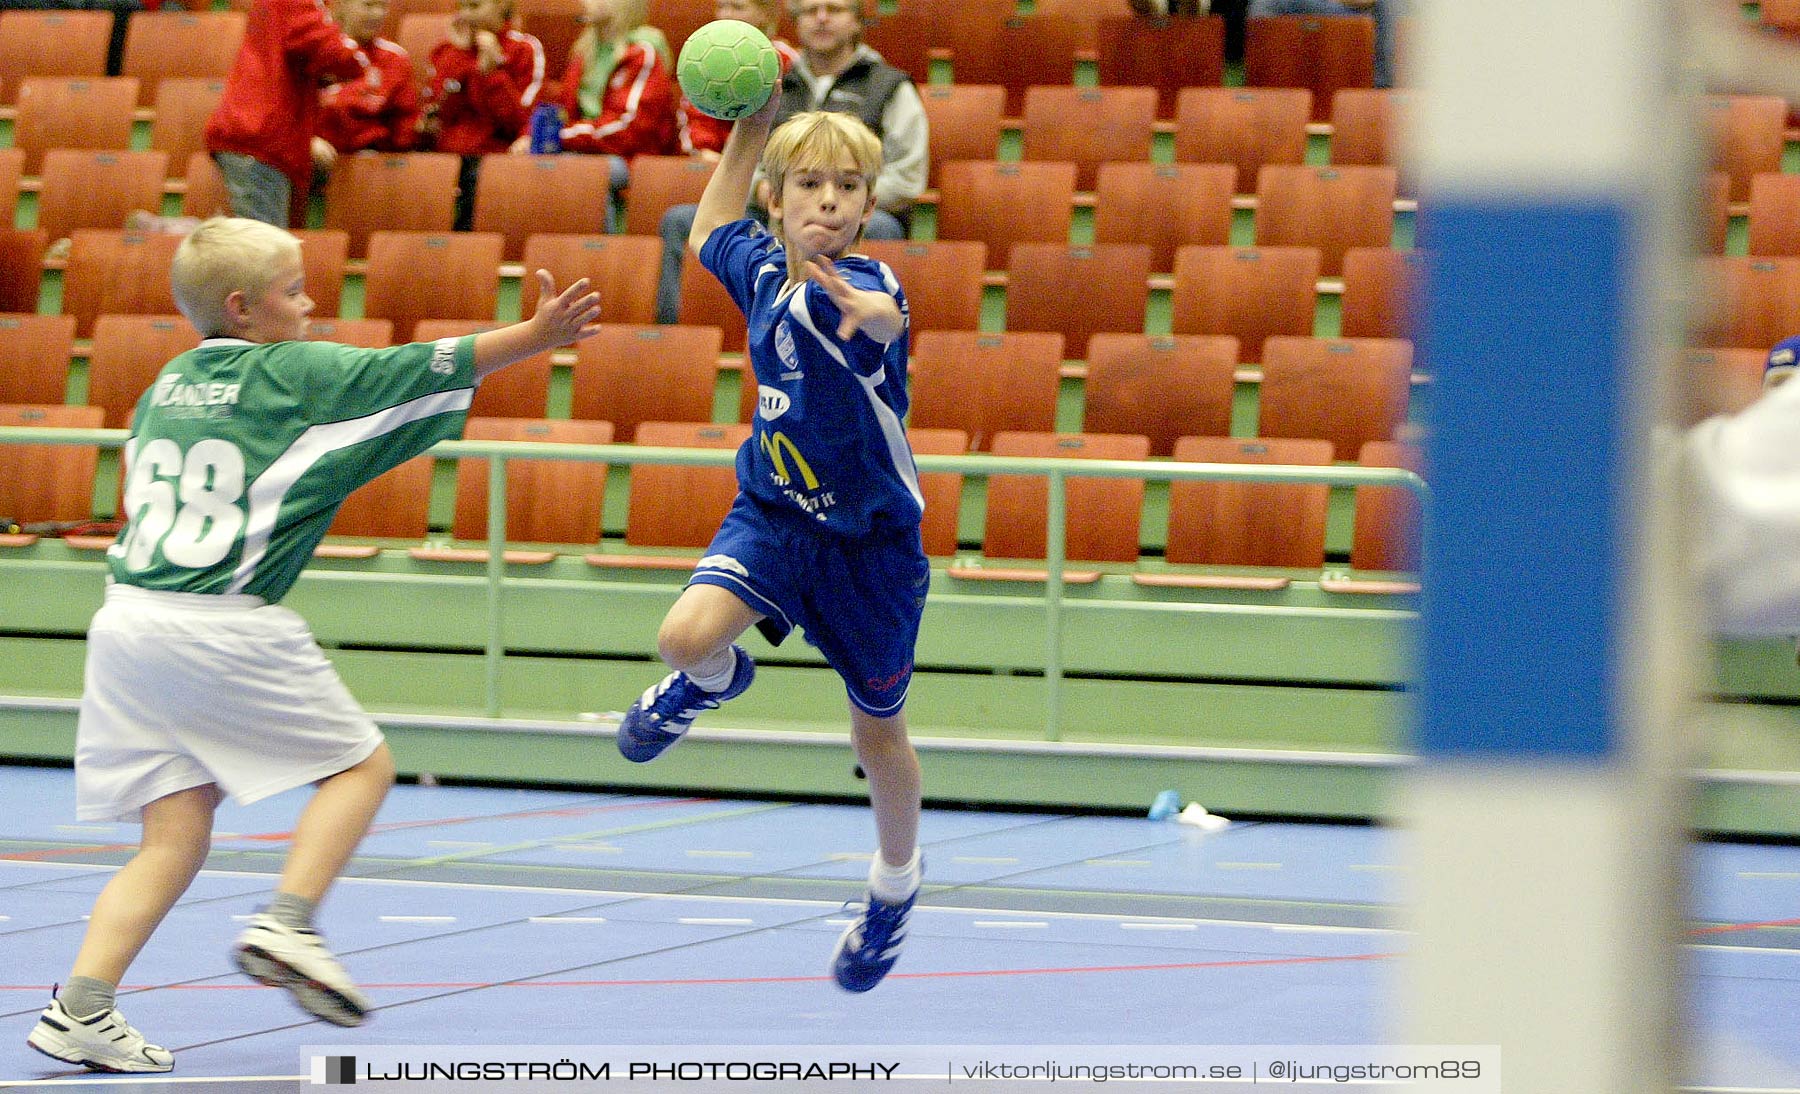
689, 89, 782, 255
804, 255, 903, 345
472, 270, 602, 379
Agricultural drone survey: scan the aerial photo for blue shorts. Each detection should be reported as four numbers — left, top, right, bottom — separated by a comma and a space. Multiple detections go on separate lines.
690, 495, 929, 716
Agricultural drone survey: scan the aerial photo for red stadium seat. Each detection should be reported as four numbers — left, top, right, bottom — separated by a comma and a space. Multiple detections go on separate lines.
909, 331, 1063, 451
1169, 245, 1320, 363
569, 324, 723, 441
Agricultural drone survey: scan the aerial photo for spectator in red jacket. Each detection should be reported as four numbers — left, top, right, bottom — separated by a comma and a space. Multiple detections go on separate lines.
675, 0, 797, 161
205, 0, 370, 227
424, 0, 546, 227
532, 0, 679, 230
313, 0, 423, 183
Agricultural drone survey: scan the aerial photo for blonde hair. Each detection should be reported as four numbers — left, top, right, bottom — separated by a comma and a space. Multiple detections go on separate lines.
762, 109, 882, 206
170, 217, 302, 337
573, 0, 646, 59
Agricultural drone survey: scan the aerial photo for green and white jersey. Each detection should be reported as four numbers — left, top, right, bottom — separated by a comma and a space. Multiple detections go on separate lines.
108, 334, 478, 602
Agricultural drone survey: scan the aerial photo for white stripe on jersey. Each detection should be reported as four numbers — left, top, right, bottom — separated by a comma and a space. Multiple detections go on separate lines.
786, 285, 924, 514
227, 387, 473, 593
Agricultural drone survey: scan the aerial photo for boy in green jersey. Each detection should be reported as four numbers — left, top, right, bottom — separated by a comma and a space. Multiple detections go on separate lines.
26, 217, 601, 1074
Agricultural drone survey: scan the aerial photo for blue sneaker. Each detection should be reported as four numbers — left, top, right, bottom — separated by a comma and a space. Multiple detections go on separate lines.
616, 645, 754, 763
830, 886, 918, 993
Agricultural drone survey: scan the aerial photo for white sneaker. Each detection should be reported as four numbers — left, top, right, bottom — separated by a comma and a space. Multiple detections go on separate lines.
26, 996, 173, 1073
232, 913, 371, 1027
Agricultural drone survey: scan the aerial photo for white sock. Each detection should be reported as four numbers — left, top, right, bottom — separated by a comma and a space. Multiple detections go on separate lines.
868, 847, 921, 902
685, 647, 738, 692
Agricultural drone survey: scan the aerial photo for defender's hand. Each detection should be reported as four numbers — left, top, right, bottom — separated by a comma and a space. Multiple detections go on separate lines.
530, 270, 603, 345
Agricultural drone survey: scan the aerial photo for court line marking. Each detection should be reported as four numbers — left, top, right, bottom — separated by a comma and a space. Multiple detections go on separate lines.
378, 915, 456, 923
1, 797, 728, 864
397, 803, 796, 870
12, 843, 1797, 946
316, 951, 1407, 988
1692, 916, 1800, 936
526, 916, 607, 923
678, 917, 755, 926
7, 951, 1404, 998
0, 858, 1408, 941
0, 859, 1422, 934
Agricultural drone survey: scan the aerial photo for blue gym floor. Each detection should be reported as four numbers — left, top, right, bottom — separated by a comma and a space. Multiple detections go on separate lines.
1, 764, 1799, 1091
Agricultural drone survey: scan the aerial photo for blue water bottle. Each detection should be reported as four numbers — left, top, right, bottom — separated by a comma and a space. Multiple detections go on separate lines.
528, 102, 563, 154
1148, 789, 1181, 821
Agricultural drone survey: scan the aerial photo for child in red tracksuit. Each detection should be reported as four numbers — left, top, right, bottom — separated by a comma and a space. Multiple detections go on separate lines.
206, 0, 370, 227
425, 0, 545, 227
313, 0, 421, 183
545, 0, 678, 230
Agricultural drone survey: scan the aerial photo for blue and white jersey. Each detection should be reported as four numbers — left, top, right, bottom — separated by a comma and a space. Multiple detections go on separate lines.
700, 218, 923, 539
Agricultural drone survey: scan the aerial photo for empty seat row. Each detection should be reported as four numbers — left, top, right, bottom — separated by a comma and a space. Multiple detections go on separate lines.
917, 84, 1407, 190
2, 76, 1411, 193
0, 309, 1414, 476
4, 76, 228, 177
1, 148, 1408, 291
866, 11, 1385, 120
2, 217, 1421, 355
0, 10, 242, 106
0, 406, 1422, 585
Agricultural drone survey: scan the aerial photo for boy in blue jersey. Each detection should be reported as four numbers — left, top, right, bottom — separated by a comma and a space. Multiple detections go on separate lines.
26, 217, 601, 1074
615, 99, 927, 993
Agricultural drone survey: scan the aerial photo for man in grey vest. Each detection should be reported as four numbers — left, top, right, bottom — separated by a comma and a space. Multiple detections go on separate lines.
655, 0, 927, 323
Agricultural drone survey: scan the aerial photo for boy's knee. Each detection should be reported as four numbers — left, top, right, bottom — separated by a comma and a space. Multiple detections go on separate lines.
655, 623, 714, 671
851, 713, 910, 751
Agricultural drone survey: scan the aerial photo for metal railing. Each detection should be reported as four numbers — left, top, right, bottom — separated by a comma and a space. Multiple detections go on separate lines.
0, 425, 1428, 738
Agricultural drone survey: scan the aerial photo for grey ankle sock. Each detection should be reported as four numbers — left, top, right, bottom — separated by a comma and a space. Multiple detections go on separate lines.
265, 892, 317, 931
59, 975, 115, 1020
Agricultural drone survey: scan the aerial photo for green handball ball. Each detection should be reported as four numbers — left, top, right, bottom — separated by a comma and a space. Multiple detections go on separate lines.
678, 19, 780, 120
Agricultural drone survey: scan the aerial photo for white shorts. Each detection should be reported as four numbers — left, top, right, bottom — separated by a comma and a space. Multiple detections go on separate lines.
76, 584, 384, 823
